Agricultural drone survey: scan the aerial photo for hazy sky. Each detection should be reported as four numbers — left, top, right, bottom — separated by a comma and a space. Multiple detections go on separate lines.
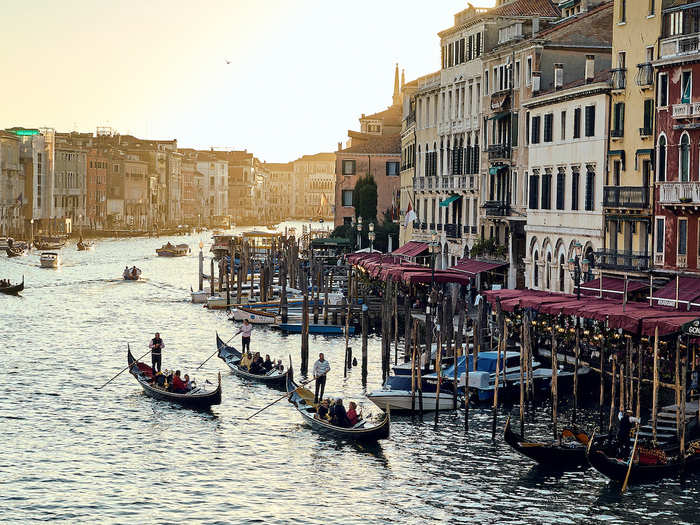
2, 0, 494, 161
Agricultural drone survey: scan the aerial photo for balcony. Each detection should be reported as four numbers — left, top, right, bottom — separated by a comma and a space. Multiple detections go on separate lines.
636, 63, 654, 88
487, 144, 511, 161
413, 177, 425, 191
490, 90, 511, 112
595, 249, 650, 272
444, 223, 459, 239
610, 68, 627, 90
483, 200, 510, 217
603, 186, 648, 209
659, 181, 700, 205
639, 127, 653, 137
660, 33, 700, 60
610, 128, 624, 139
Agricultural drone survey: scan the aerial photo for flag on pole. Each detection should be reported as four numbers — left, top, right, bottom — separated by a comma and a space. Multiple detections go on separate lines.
404, 201, 417, 228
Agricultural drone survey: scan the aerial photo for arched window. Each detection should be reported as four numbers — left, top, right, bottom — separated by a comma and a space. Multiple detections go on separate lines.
546, 252, 552, 290
680, 133, 690, 182
658, 135, 667, 182
559, 254, 565, 292
533, 251, 539, 288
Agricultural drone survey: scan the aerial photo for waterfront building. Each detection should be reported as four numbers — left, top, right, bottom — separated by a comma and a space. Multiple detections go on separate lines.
293, 153, 336, 220
86, 148, 108, 230
263, 162, 294, 222
123, 154, 150, 229
219, 150, 255, 224
193, 153, 228, 222
480, 1, 611, 287
600, 0, 662, 278
0, 131, 23, 236
521, 67, 611, 292
53, 136, 87, 232
652, 1, 700, 275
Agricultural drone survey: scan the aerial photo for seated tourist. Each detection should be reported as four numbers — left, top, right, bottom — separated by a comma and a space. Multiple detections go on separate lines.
171, 370, 187, 393
316, 399, 330, 420
275, 359, 284, 372
347, 401, 361, 426
263, 354, 273, 373
154, 372, 166, 388
330, 398, 350, 427
249, 353, 265, 375
183, 374, 194, 391
239, 351, 252, 370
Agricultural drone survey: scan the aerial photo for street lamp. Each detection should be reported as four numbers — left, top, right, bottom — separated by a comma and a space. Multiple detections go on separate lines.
568, 241, 590, 300
356, 216, 363, 250
368, 222, 375, 252
430, 230, 440, 287
29, 219, 34, 246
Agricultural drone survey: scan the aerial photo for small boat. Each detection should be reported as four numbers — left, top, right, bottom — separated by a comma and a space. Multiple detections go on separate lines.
229, 306, 279, 325
6, 242, 29, 257
156, 242, 190, 257
77, 240, 95, 251
127, 347, 221, 409
123, 267, 142, 280
277, 323, 354, 335
586, 433, 700, 485
190, 287, 209, 304
215, 332, 290, 387
34, 237, 66, 250
286, 369, 390, 441
367, 374, 457, 412
503, 416, 590, 471
0, 237, 10, 250
39, 252, 60, 268
0, 276, 24, 295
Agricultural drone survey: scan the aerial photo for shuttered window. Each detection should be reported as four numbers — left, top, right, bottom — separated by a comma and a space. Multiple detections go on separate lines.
541, 173, 552, 210
585, 105, 596, 137
556, 171, 565, 210
571, 170, 579, 210
585, 170, 595, 210
529, 174, 539, 209
544, 113, 553, 142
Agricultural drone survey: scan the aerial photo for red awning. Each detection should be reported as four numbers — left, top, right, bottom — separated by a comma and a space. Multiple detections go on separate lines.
451, 258, 508, 276
403, 270, 472, 286
392, 241, 429, 258
581, 277, 648, 299
652, 277, 700, 309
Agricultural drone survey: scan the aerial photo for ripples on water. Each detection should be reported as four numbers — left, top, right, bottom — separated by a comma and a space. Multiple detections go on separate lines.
2, 230, 699, 524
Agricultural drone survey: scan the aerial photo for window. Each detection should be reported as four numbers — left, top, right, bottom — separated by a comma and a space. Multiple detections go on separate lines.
613, 160, 621, 186
658, 73, 668, 107
585, 105, 596, 137
658, 135, 667, 182
680, 133, 690, 182
515, 61, 521, 88
585, 170, 595, 211
531, 116, 541, 144
342, 190, 353, 207
559, 254, 565, 292
656, 217, 665, 255
556, 169, 565, 210
526, 56, 532, 86
529, 173, 539, 209
342, 160, 356, 175
484, 70, 489, 95
679, 218, 688, 256
649, 0, 655, 16
573, 108, 581, 139
386, 161, 399, 176
682, 71, 692, 104
619, 0, 626, 22
543, 113, 553, 143
512, 113, 519, 147
533, 251, 539, 288
613, 103, 625, 137
571, 169, 579, 210
541, 172, 552, 210
476, 32, 482, 56
643, 99, 654, 133
560, 111, 566, 141
526, 112, 530, 145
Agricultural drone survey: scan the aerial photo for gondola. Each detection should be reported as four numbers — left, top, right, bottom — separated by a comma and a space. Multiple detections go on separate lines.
586, 433, 700, 484
6, 246, 27, 257
0, 276, 24, 295
215, 332, 289, 387
77, 240, 95, 251
127, 347, 221, 409
503, 416, 590, 470
286, 369, 390, 441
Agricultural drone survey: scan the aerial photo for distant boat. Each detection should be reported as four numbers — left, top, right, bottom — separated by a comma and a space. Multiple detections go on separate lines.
367, 374, 456, 412
190, 287, 208, 304
34, 237, 66, 250
39, 252, 60, 268
6, 241, 29, 257
0, 276, 24, 295
123, 267, 142, 280
77, 240, 95, 251
229, 306, 279, 325
156, 242, 190, 257
276, 323, 354, 335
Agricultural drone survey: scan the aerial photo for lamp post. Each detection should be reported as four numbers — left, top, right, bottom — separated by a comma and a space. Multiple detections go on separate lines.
356, 216, 363, 250
29, 219, 34, 246
368, 222, 375, 252
568, 241, 590, 300
430, 231, 440, 288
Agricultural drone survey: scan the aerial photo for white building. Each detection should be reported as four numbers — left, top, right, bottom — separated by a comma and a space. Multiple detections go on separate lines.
521, 68, 610, 293
196, 157, 228, 219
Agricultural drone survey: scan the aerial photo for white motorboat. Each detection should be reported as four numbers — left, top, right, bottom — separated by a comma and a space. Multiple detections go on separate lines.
367, 388, 458, 412
39, 252, 60, 268
229, 306, 278, 325
191, 288, 209, 304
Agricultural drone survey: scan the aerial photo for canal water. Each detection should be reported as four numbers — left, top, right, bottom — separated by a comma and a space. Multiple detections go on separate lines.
2, 228, 699, 524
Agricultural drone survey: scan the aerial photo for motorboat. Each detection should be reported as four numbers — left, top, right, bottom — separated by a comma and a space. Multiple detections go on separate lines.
123, 267, 142, 280
190, 287, 209, 304
156, 242, 190, 257
77, 239, 95, 251
39, 252, 60, 268
229, 306, 279, 325
367, 374, 457, 412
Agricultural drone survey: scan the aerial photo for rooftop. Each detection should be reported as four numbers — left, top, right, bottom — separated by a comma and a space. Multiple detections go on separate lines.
339, 132, 401, 155
490, 0, 560, 18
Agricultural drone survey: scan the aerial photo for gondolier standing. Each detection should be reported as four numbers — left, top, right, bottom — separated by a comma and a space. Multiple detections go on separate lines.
313, 352, 330, 403
150, 332, 164, 374
235, 319, 252, 353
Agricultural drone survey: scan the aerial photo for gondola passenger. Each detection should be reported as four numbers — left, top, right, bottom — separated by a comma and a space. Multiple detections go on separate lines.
172, 370, 187, 394
315, 399, 330, 420
263, 354, 273, 373
184, 374, 194, 391
249, 353, 264, 374
239, 351, 252, 371
330, 398, 350, 427
347, 401, 360, 427
275, 359, 284, 372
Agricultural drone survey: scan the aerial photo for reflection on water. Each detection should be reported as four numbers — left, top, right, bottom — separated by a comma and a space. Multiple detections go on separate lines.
2, 226, 699, 524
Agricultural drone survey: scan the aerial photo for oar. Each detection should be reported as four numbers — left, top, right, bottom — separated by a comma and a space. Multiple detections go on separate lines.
246, 374, 322, 421
621, 424, 640, 494
197, 333, 240, 370
97, 345, 151, 389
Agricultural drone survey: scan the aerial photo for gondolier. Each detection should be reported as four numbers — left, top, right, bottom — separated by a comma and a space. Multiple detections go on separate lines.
313, 352, 330, 403
149, 332, 165, 374
235, 319, 252, 353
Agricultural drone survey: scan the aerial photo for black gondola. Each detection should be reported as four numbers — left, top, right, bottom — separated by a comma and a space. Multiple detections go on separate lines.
215, 332, 289, 388
127, 347, 221, 409
6, 241, 29, 257
286, 369, 390, 441
586, 433, 700, 484
503, 416, 590, 471
0, 276, 24, 295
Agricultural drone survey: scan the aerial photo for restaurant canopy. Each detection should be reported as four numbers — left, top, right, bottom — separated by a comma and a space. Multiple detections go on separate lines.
392, 241, 429, 258
580, 277, 648, 299
451, 258, 508, 277
651, 276, 700, 310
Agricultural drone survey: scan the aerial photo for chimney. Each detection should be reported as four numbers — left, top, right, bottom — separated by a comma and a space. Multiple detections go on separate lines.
554, 63, 564, 90
532, 71, 541, 93
585, 55, 595, 83
532, 17, 540, 36
337, 142, 342, 152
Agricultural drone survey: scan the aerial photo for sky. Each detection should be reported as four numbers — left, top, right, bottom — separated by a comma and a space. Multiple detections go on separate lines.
2, 0, 495, 162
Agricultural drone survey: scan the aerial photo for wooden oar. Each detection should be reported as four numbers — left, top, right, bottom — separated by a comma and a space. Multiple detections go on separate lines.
198, 333, 240, 370
246, 374, 322, 420
621, 425, 640, 494
97, 345, 150, 389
